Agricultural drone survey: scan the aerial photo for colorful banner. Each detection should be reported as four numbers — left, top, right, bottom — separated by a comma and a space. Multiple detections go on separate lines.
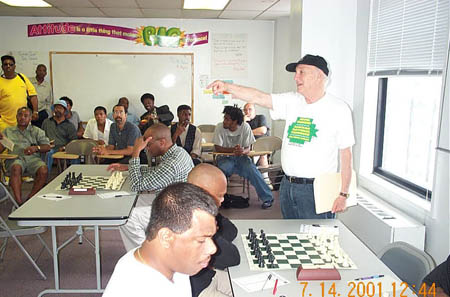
27, 22, 208, 47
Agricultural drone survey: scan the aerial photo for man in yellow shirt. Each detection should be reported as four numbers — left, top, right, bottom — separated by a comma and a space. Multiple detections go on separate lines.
0, 55, 38, 131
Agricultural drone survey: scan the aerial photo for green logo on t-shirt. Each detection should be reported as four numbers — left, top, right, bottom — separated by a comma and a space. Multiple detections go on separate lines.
287, 117, 318, 145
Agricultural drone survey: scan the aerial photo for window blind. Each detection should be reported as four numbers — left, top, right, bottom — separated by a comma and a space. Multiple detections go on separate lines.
367, 0, 449, 76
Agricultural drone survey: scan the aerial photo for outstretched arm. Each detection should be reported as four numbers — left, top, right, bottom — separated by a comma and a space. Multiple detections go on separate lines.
207, 80, 273, 109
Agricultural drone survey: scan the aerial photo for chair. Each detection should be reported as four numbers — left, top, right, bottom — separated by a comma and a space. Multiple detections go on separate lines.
252, 136, 283, 188
0, 182, 52, 280
377, 241, 436, 292
200, 130, 215, 163
198, 124, 216, 133
65, 139, 98, 164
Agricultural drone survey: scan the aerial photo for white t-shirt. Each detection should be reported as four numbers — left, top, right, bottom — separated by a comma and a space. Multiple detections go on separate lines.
30, 77, 52, 113
83, 118, 113, 144
213, 122, 255, 148
270, 92, 355, 178
103, 248, 192, 297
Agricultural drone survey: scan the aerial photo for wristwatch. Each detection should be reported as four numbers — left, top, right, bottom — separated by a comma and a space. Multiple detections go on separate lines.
33, 111, 38, 114
339, 192, 350, 198
36, 145, 41, 152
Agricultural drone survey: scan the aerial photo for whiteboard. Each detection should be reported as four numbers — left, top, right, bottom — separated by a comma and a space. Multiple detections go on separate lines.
8, 50, 50, 79
50, 52, 193, 122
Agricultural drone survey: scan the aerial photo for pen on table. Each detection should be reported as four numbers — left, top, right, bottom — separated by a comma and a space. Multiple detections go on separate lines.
272, 279, 278, 295
261, 274, 272, 291
42, 195, 63, 198
354, 274, 384, 281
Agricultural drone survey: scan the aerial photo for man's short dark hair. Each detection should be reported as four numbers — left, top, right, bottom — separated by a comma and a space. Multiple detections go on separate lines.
223, 105, 244, 125
140, 93, 155, 104
17, 106, 32, 115
1, 55, 15, 64
177, 104, 191, 113
60, 96, 73, 107
94, 106, 107, 114
36, 64, 46, 70
146, 183, 218, 240
113, 104, 127, 114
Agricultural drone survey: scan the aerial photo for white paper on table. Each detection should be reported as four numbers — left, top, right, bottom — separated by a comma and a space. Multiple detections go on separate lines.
37, 193, 72, 201
299, 224, 339, 236
313, 170, 357, 214
97, 191, 133, 199
0, 135, 14, 151
232, 272, 289, 293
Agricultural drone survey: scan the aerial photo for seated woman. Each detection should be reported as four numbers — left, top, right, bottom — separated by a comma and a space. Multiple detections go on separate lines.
61, 96, 84, 138
83, 106, 113, 145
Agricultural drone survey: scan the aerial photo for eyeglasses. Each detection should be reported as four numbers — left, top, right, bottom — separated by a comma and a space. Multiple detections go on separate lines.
2, 63, 15, 67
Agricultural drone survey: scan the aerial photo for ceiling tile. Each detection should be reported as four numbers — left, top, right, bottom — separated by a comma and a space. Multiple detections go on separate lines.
91, 0, 139, 8
0, 6, 21, 15
10, 7, 68, 16
219, 10, 260, 19
226, 0, 277, 11
45, 0, 96, 8
182, 9, 221, 19
136, 0, 182, 9
255, 11, 286, 20
269, 0, 289, 11
59, 7, 106, 17
141, 8, 182, 18
101, 7, 143, 17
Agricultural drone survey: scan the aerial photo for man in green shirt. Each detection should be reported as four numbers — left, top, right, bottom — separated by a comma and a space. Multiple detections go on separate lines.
0, 107, 51, 204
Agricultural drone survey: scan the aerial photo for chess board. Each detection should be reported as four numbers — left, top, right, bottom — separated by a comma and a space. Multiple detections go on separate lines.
56, 175, 126, 191
241, 232, 357, 271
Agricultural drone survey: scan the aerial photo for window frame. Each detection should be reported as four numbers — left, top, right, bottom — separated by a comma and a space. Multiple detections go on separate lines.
372, 77, 433, 200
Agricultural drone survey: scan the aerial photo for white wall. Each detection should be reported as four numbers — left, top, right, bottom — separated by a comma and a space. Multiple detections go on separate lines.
0, 16, 274, 125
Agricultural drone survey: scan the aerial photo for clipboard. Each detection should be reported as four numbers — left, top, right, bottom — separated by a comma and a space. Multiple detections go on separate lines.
313, 170, 357, 214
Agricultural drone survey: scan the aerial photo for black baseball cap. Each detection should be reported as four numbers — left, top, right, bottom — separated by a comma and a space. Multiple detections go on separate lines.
285, 54, 329, 76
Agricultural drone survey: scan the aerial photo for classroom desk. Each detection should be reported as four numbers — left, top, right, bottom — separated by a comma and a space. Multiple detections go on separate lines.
9, 164, 138, 297
211, 151, 272, 164
229, 219, 414, 297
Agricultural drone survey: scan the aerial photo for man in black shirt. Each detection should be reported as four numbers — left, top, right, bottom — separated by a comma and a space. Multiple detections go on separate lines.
138, 93, 174, 133
422, 255, 450, 297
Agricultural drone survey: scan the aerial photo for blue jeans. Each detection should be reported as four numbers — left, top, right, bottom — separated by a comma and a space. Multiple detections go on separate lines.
46, 148, 81, 173
216, 155, 273, 203
279, 176, 335, 219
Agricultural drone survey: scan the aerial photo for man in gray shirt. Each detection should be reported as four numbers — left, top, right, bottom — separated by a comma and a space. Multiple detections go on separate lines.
213, 106, 273, 209
93, 104, 140, 164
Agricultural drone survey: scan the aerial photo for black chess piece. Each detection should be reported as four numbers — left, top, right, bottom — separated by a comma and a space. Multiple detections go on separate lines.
268, 253, 275, 268
247, 228, 254, 240
258, 254, 265, 268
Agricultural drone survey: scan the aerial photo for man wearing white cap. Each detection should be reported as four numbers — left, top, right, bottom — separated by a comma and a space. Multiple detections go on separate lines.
208, 54, 355, 219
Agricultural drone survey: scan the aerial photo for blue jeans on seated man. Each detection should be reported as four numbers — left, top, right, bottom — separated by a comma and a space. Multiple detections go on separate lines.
216, 155, 273, 203
45, 148, 81, 173
279, 176, 335, 219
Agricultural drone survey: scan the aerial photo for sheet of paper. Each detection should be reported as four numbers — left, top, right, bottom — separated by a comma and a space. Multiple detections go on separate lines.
299, 224, 339, 236
232, 272, 289, 293
97, 191, 132, 199
0, 135, 14, 151
313, 170, 357, 214
37, 193, 72, 201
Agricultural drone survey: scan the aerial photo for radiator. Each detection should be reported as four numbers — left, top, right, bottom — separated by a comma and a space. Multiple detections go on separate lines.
337, 190, 425, 255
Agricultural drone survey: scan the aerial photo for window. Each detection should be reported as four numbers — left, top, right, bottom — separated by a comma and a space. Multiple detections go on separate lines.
367, 0, 449, 200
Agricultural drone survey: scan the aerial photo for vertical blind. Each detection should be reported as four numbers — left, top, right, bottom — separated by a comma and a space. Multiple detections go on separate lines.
367, 0, 450, 76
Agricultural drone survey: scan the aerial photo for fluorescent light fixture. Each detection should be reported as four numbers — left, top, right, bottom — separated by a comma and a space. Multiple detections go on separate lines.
0, 0, 51, 7
183, 0, 229, 10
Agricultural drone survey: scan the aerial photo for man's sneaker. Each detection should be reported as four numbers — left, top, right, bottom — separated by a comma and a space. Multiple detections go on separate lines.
22, 176, 34, 183
261, 200, 273, 209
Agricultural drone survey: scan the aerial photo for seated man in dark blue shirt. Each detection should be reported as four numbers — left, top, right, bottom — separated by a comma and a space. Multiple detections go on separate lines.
422, 255, 450, 297
93, 104, 141, 164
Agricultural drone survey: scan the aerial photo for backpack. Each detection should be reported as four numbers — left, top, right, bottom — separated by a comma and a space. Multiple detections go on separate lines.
221, 194, 250, 209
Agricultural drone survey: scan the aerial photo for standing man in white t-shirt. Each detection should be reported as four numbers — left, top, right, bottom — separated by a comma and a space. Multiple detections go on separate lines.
208, 54, 355, 219
30, 64, 52, 128
103, 182, 218, 297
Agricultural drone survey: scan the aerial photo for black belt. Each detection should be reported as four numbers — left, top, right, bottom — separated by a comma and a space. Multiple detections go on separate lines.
285, 175, 315, 184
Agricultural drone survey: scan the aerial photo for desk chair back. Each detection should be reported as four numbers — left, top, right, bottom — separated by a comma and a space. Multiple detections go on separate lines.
0, 183, 52, 279
65, 139, 98, 164
252, 136, 283, 188
378, 241, 436, 292
198, 124, 216, 133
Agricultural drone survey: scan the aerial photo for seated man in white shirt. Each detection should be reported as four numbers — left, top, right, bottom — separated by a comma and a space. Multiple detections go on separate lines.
170, 105, 202, 165
83, 106, 113, 145
103, 182, 218, 297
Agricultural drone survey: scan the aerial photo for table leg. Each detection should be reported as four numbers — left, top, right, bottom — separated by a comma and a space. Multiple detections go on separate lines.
51, 226, 60, 290
95, 225, 101, 289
